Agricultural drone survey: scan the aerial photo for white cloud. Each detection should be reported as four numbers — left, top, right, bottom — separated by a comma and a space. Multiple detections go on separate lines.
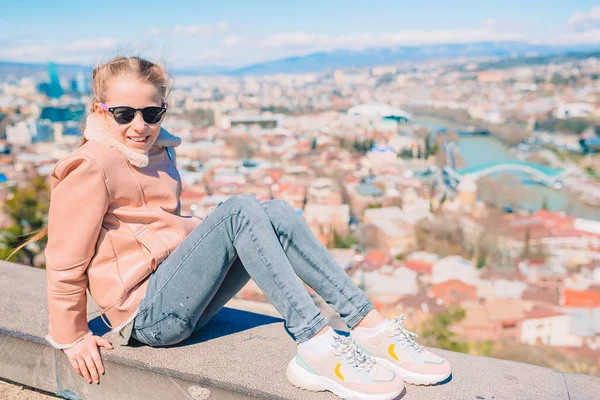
148, 23, 229, 37
541, 7, 600, 45
62, 38, 120, 52
481, 19, 498, 30
223, 29, 527, 51
566, 6, 600, 32
147, 27, 162, 36
552, 29, 600, 45
5, 38, 119, 60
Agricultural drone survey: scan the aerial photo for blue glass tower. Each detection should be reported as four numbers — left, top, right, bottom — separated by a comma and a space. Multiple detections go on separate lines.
47, 62, 64, 99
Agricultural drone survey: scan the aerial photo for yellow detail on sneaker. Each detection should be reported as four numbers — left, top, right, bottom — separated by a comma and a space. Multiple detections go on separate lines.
388, 344, 399, 361
334, 362, 345, 381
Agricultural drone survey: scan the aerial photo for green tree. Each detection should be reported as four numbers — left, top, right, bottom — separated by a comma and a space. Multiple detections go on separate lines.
352, 138, 376, 154
541, 196, 550, 211
420, 307, 468, 353
332, 230, 358, 249
423, 133, 439, 158
536, 117, 591, 135
468, 340, 494, 357
184, 108, 215, 127
398, 148, 414, 159
522, 228, 532, 259
476, 251, 487, 269
1, 175, 50, 266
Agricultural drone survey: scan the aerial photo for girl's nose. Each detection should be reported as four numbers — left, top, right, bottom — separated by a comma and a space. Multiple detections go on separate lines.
131, 111, 146, 131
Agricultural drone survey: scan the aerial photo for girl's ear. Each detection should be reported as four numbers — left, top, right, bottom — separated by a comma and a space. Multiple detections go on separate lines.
92, 103, 108, 121
92, 101, 106, 115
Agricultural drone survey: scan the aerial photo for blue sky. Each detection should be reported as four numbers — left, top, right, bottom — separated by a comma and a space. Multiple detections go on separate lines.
1, 1, 599, 67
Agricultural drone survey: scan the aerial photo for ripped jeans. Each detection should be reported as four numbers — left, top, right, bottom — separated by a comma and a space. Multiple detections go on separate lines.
130, 194, 374, 346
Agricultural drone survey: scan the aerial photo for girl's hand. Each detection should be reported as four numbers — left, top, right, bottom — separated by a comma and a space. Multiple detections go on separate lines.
63, 335, 113, 384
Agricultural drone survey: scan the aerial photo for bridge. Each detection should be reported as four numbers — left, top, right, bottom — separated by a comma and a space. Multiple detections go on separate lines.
444, 161, 569, 188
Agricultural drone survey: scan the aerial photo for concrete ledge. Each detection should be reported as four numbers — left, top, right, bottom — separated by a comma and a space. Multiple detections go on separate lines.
1, 260, 600, 400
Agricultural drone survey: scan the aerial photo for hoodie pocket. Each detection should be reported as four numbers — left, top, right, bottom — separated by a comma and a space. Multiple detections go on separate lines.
135, 226, 170, 271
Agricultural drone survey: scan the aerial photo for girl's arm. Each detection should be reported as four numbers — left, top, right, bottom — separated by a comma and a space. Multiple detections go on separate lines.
44, 155, 109, 349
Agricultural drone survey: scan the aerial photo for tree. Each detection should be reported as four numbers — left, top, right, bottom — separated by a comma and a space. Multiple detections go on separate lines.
522, 228, 532, 259
398, 148, 414, 159
184, 108, 215, 127
332, 230, 358, 249
476, 250, 487, 269
1, 175, 50, 267
423, 133, 439, 159
352, 138, 376, 154
477, 173, 535, 211
420, 307, 468, 353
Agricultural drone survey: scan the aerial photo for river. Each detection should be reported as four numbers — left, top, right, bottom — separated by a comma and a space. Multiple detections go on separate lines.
413, 115, 600, 220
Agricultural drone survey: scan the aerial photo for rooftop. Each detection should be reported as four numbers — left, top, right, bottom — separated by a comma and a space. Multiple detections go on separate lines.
1, 260, 600, 399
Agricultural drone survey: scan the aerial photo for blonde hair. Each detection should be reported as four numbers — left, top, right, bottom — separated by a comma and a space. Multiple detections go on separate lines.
7, 56, 172, 263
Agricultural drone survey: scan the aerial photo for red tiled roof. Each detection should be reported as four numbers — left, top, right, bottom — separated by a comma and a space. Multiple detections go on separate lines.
503, 210, 576, 241
524, 308, 564, 320
397, 290, 447, 314
180, 191, 205, 200
563, 288, 600, 308
521, 287, 561, 305
265, 169, 285, 182
479, 267, 524, 281
364, 249, 390, 267
429, 279, 478, 305
404, 259, 433, 275
529, 210, 574, 229
589, 284, 600, 292
430, 279, 477, 294
552, 228, 600, 238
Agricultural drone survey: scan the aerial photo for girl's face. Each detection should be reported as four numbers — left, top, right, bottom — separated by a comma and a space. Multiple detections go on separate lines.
94, 76, 164, 154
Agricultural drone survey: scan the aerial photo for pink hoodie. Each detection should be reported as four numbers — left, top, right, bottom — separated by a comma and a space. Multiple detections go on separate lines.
44, 113, 201, 349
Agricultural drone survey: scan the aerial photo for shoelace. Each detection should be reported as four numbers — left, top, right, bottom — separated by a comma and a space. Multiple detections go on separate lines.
332, 335, 376, 373
389, 315, 424, 353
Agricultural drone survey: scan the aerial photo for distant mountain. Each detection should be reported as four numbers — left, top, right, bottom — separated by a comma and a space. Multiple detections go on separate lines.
0, 60, 230, 78
0, 60, 233, 78
0, 61, 91, 80
228, 41, 600, 75
0, 61, 92, 73
171, 65, 233, 76
2, 41, 599, 78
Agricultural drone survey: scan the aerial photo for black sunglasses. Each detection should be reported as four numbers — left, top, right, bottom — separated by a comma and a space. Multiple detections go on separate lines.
98, 102, 167, 125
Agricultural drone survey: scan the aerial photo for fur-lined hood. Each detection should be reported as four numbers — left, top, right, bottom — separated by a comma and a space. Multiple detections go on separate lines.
83, 112, 181, 168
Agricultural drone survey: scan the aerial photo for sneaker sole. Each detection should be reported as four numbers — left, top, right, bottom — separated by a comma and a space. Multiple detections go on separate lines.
374, 356, 451, 386
286, 357, 403, 400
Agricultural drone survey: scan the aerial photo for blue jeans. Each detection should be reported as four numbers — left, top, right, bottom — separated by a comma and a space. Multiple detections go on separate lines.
131, 194, 374, 346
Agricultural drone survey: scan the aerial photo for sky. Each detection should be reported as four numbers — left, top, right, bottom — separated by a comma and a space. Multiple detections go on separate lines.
1, 1, 599, 68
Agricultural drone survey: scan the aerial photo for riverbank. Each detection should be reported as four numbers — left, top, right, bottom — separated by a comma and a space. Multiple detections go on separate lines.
412, 115, 600, 220
407, 106, 529, 145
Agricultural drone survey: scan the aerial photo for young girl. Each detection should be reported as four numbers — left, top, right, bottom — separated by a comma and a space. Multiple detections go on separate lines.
14, 56, 450, 400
